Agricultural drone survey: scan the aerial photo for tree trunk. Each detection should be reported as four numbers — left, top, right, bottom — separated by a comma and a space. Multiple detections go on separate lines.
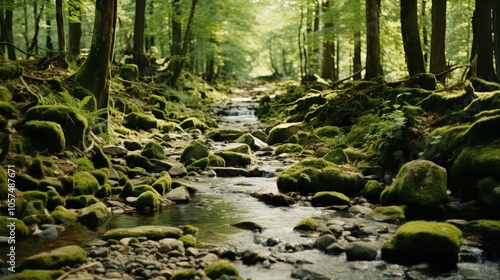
68, 0, 117, 110
133, 0, 150, 74
46, 16, 54, 57
422, 0, 429, 65
400, 0, 426, 76
365, 0, 383, 80
492, 0, 500, 80
23, 0, 29, 51
469, 0, 497, 82
1, 1, 16, 60
353, 32, 362, 80
68, 0, 82, 57
168, 0, 182, 69
430, 0, 446, 77
56, 0, 66, 53
27, 1, 44, 58
321, 0, 336, 81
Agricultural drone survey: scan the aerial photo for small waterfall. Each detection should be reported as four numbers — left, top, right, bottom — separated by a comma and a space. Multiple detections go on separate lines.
459, 246, 486, 263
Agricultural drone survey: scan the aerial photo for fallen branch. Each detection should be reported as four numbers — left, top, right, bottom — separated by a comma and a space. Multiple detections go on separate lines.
0, 42, 40, 58
331, 67, 366, 88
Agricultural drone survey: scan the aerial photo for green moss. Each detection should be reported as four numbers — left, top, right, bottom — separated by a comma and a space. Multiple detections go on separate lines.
277, 158, 365, 196
25, 105, 88, 149
287, 131, 312, 146
90, 168, 109, 185
158, 120, 184, 133
381, 221, 462, 270
0, 85, 12, 101
125, 153, 152, 170
363, 180, 385, 203
418, 88, 474, 115
95, 183, 112, 198
293, 217, 319, 231
0, 166, 7, 198
120, 180, 134, 199
422, 124, 469, 169
69, 157, 95, 172
464, 115, 500, 144
149, 94, 168, 110
4, 269, 64, 280
366, 205, 406, 222
141, 141, 166, 160
170, 269, 198, 280
179, 234, 196, 248
314, 125, 343, 138
180, 117, 209, 132
275, 143, 303, 155
209, 129, 245, 141
179, 224, 198, 235
131, 184, 160, 197
124, 140, 142, 151
125, 112, 158, 131
346, 114, 380, 145
51, 205, 78, 224
180, 140, 210, 164
23, 121, 65, 153
102, 225, 183, 240
20, 245, 87, 270
14, 173, 40, 191
0, 101, 17, 118
380, 160, 448, 218
0, 216, 29, 239
222, 143, 252, 154
128, 237, 139, 244
78, 202, 112, 227
135, 190, 160, 212
21, 191, 48, 208
47, 195, 65, 211
477, 176, 500, 214
151, 172, 172, 195
73, 171, 99, 195
119, 64, 139, 83
311, 191, 350, 206
268, 122, 304, 145
90, 145, 112, 169
462, 90, 500, 116
204, 261, 241, 279
322, 148, 349, 165
28, 158, 45, 179
214, 151, 253, 167
65, 195, 99, 209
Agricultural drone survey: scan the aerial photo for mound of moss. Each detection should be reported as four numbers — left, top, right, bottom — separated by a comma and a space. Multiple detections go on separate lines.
151, 171, 172, 195
0, 216, 29, 240
141, 141, 166, 160
78, 202, 112, 227
72, 171, 100, 196
51, 206, 78, 224
179, 117, 208, 132
268, 122, 304, 145
170, 269, 198, 280
135, 190, 160, 212
102, 225, 183, 240
382, 221, 462, 270
23, 121, 65, 153
214, 151, 253, 167
322, 148, 349, 165
125, 153, 152, 170
204, 261, 241, 279
362, 180, 385, 204
125, 112, 158, 131
366, 205, 406, 222
275, 143, 303, 155
20, 245, 87, 270
277, 158, 365, 196
293, 218, 319, 231
180, 140, 210, 164
311, 191, 350, 206
65, 195, 99, 209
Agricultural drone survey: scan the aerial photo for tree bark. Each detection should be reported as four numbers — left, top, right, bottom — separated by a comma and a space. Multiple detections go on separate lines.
321, 0, 336, 81
492, 0, 500, 80
0, 1, 16, 60
133, 0, 150, 74
27, 1, 44, 58
56, 0, 66, 53
469, 0, 497, 82
68, 0, 82, 57
68, 0, 117, 110
400, 0, 426, 76
365, 0, 383, 80
353, 32, 362, 80
430, 0, 446, 76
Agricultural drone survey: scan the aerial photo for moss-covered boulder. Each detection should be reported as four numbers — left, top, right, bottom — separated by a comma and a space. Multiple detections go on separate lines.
0, 85, 12, 101
0, 216, 29, 240
125, 153, 152, 170
214, 151, 253, 167
179, 234, 196, 248
135, 190, 160, 212
65, 195, 99, 209
125, 112, 158, 131
23, 121, 65, 153
78, 202, 112, 227
25, 105, 88, 149
418, 86, 475, 115
1, 269, 64, 280
187, 155, 226, 171
267, 122, 304, 145
311, 191, 350, 206
179, 117, 209, 132
381, 221, 462, 270
204, 261, 241, 279
362, 180, 385, 204
314, 125, 343, 138
90, 145, 112, 169
21, 190, 48, 208
102, 225, 183, 240
221, 143, 252, 154
422, 124, 469, 169
322, 148, 349, 165
180, 140, 210, 164
235, 133, 268, 150
0, 166, 7, 199
476, 176, 500, 215
51, 206, 78, 224
141, 141, 166, 160
151, 171, 172, 195
275, 143, 303, 155
277, 158, 365, 196
293, 218, 319, 231
465, 220, 500, 257
131, 184, 160, 197
170, 269, 198, 280
380, 160, 448, 218
20, 245, 87, 270
346, 114, 379, 145
72, 171, 99, 195
366, 205, 406, 222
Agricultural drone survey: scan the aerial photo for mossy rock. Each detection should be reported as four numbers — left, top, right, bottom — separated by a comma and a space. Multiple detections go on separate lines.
465, 220, 500, 257
422, 124, 469, 169
28, 158, 45, 179
277, 158, 365, 196
51, 205, 78, 224
72, 171, 99, 196
70, 157, 95, 172
125, 112, 158, 131
179, 224, 198, 235
151, 172, 172, 195
0, 101, 17, 118
125, 153, 152, 170
135, 190, 160, 212
275, 143, 303, 155
0, 85, 12, 101
21, 190, 48, 208
0, 216, 29, 240
477, 176, 500, 215
119, 180, 134, 199
131, 184, 160, 197
47, 195, 65, 211
102, 225, 183, 240
89, 168, 109, 185
380, 160, 448, 218
322, 148, 349, 165
118, 64, 139, 84
346, 114, 380, 145
23, 121, 65, 153
381, 221, 462, 270
314, 125, 343, 138
293, 217, 319, 231
362, 180, 385, 203
366, 205, 406, 222
158, 120, 184, 133
141, 141, 166, 160
204, 261, 241, 279
65, 195, 99, 209
170, 269, 198, 280
25, 105, 88, 149
149, 94, 168, 110
418, 87, 475, 115
14, 173, 40, 192
208, 129, 245, 141
78, 202, 112, 227
179, 234, 196, 248
221, 143, 252, 155
20, 245, 87, 270
179, 117, 209, 132
0, 166, 8, 198
214, 151, 253, 167
90, 145, 112, 169
124, 140, 142, 151
180, 140, 210, 164
311, 191, 350, 206
207, 154, 226, 167
1, 269, 65, 280
287, 131, 313, 146
235, 133, 268, 150
268, 122, 304, 145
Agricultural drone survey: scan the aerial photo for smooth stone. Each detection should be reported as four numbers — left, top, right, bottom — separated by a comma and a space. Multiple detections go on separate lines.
103, 145, 128, 156
199, 253, 219, 264
36, 226, 59, 239
349, 205, 373, 215
166, 186, 190, 202
345, 241, 378, 261
40, 224, 65, 233
168, 163, 188, 177
314, 234, 337, 251
109, 167, 120, 180
89, 247, 110, 258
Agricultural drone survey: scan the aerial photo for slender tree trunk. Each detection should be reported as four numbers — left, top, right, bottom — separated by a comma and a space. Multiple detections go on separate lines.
169, 0, 181, 66
321, 0, 336, 81
298, 1, 305, 78
146, 0, 155, 51
23, 0, 29, 50
133, 0, 150, 74
56, 0, 66, 53
1, 1, 16, 60
0, 6, 6, 56
27, 1, 44, 58
492, 0, 500, 80
69, 0, 117, 110
353, 32, 362, 80
46, 13, 54, 57
400, 0, 426, 76
430, 0, 446, 79
365, 0, 383, 80
469, 0, 497, 82
422, 0, 429, 65
68, 0, 82, 57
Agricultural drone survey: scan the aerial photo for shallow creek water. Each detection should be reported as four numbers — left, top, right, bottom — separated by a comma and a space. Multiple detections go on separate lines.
3, 96, 500, 279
